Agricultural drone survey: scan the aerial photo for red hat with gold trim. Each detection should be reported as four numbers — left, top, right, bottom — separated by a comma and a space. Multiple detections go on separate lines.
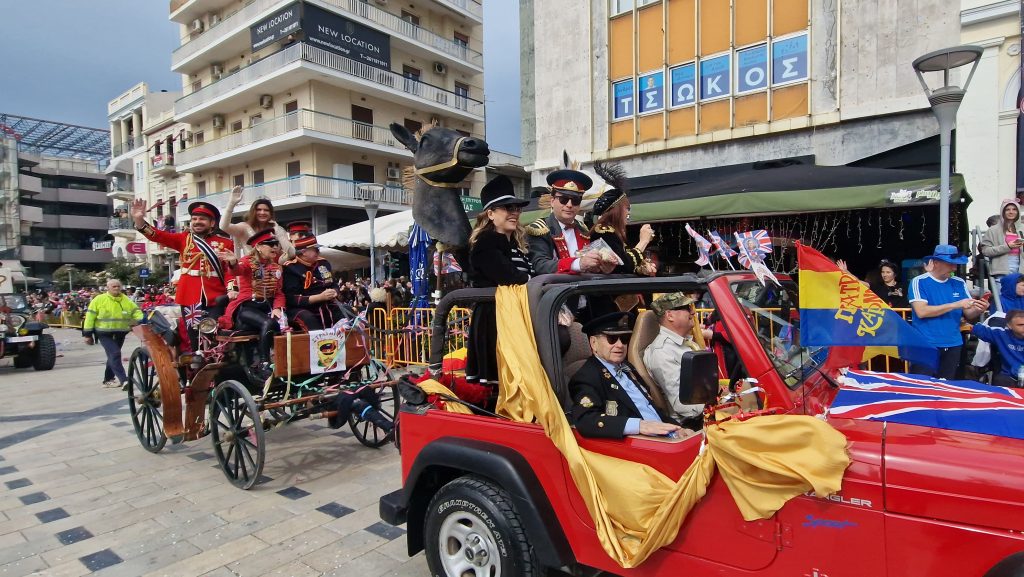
246, 229, 279, 247
286, 221, 313, 235
294, 234, 322, 250
188, 201, 221, 222
545, 169, 592, 198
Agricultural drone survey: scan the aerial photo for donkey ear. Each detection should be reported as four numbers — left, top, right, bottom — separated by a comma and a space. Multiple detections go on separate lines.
390, 123, 418, 153
562, 150, 570, 169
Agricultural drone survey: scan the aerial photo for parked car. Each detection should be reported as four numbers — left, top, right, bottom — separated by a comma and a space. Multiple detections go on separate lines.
381, 272, 1024, 577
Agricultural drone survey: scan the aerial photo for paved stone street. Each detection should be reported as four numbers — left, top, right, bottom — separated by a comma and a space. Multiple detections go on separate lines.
0, 329, 428, 577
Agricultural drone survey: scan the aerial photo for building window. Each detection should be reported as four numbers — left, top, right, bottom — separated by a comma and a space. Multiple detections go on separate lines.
352, 163, 374, 183
249, 114, 262, 126
154, 141, 162, 155
136, 161, 144, 181
404, 118, 422, 134
400, 10, 420, 25
196, 181, 207, 197
403, 65, 421, 95
610, 0, 633, 14
194, 131, 204, 145
191, 80, 202, 93
637, 0, 659, 6
252, 169, 264, 185
230, 120, 243, 132
233, 174, 244, 188
455, 129, 471, 138
284, 100, 298, 113
352, 105, 374, 141
453, 31, 469, 48
454, 82, 470, 110
286, 160, 300, 177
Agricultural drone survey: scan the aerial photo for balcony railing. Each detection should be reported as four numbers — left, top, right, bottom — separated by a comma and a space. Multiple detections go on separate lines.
109, 217, 135, 230
175, 109, 408, 167
171, 0, 482, 69
437, 0, 482, 19
175, 43, 484, 118
112, 137, 144, 157
176, 174, 411, 219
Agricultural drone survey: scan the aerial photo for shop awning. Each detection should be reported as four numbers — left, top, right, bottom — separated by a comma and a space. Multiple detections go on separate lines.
319, 247, 370, 271
318, 210, 415, 250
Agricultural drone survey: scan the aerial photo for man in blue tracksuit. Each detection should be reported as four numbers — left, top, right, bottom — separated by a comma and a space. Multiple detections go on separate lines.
972, 309, 1024, 388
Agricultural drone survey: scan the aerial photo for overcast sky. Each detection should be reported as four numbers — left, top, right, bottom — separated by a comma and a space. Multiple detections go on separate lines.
0, 0, 521, 155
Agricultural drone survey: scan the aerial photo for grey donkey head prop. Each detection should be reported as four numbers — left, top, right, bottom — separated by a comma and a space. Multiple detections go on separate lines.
389, 123, 490, 248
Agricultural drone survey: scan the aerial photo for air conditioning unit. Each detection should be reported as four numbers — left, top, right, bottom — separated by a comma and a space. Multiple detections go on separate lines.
191, 18, 204, 32
209, 13, 221, 25
212, 114, 225, 129
433, 62, 448, 75
386, 167, 402, 180
185, 131, 194, 143
210, 63, 224, 78
259, 94, 273, 109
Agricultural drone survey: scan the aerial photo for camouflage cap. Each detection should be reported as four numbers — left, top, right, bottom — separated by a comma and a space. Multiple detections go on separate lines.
650, 292, 696, 317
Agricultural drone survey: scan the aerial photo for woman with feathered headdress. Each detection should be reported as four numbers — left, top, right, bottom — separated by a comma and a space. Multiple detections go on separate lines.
589, 162, 656, 276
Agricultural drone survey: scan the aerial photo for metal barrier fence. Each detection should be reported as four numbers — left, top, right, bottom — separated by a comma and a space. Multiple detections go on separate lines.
366, 305, 915, 372
43, 313, 83, 329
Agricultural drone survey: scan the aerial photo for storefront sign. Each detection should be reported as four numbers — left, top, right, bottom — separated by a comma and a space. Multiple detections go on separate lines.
736, 44, 769, 94
92, 241, 113, 251
250, 2, 302, 52
669, 63, 696, 107
126, 242, 147, 255
699, 54, 731, 101
638, 71, 664, 114
461, 196, 482, 212
612, 79, 634, 120
304, 2, 391, 70
772, 33, 809, 86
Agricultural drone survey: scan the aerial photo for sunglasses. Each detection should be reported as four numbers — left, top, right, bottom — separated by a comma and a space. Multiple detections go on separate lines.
260, 241, 281, 247
496, 204, 524, 214
603, 333, 631, 345
553, 194, 582, 206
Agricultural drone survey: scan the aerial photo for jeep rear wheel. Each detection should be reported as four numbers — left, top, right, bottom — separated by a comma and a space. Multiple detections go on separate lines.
424, 476, 538, 577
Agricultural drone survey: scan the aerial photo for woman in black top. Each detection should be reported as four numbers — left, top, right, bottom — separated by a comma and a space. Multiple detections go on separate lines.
590, 161, 656, 276
868, 259, 909, 309
466, 175, 533, 392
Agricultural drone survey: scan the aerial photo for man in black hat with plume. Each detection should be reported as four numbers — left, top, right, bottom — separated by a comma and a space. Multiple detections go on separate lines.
570, 312, 681, 439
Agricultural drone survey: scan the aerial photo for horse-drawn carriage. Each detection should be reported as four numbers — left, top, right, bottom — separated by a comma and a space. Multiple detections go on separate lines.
125, 306, 398, 489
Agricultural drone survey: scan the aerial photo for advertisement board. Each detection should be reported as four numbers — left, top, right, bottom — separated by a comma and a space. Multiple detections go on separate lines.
736, 44, 769, 94
303, 2, 391, 70
612, 79, 634, 120
772, 33, 809, 86
250, 2, 302, 52
669, 63, 696, 108
637, 71, 665, 115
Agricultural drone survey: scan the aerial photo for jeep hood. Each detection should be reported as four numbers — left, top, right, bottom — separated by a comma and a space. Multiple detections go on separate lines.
883, 422, 1024, 532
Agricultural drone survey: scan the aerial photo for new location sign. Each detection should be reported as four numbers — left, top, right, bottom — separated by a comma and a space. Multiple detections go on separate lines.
250, 2, 302, 51
304, 2, 391, 70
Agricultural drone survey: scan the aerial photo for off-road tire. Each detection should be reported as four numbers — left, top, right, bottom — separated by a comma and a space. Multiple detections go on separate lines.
32, 334, 56, 371
424, 475, 538, 577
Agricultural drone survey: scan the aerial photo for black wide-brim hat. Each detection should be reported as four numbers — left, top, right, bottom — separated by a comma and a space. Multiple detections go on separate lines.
592, 187, 627, 217
188, 201, 221, 223
481, 175, 529, 211
546, 169, 592, 197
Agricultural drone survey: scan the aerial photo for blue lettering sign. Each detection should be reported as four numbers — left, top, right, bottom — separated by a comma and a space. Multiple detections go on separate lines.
772, 33, 809, 85
699, 55, 731, 100
669, 63, 696, 107
612, 79, 634, 120
736, 44, 769, 93
638, 71, 664, 114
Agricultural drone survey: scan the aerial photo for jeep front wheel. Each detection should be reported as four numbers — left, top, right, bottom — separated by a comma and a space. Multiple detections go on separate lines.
424, 476, 538, 577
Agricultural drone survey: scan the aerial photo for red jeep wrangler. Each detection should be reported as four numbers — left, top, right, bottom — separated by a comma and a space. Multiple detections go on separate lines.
380, 273, 1024, 577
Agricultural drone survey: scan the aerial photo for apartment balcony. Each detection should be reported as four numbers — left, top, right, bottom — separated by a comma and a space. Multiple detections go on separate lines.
111, 137, 145, 158
175, 109, 412, 172
107, 185, 135, 202
176, 174, 410, 220
18, 174, 42, 195
151, 154, 177, 176
61, 249, 113, 264
174, 43, 484, 124
435, 0, 483, 21
109, 217, 137, 238
171, 0, 482, 75
20, 205, 43, 225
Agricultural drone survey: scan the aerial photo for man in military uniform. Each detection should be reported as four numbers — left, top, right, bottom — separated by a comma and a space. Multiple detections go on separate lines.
526, 169, 603, 275
282, 233, 343, 331
643, 292, 713, 428
131, 198, 235, 349
570, 312, 681, 439
286, 221, 313, 244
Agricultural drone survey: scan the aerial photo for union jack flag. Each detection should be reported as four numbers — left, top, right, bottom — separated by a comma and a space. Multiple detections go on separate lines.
735, 230, 772, 267
832, 370, 1024, 440
684, 224, 714, 268
181, 304, 203, 329
442, 253, 463, 274
708, 230, 737, 258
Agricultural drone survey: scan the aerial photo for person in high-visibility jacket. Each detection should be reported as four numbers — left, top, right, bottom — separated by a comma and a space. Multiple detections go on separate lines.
83, 279, 144, 388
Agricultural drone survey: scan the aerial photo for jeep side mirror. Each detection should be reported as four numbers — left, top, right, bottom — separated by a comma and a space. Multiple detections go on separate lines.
678, 350, 719, 406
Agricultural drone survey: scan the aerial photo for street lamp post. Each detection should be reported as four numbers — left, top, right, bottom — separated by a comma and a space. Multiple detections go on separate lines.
365, 201, 379, 284
912, 45, 984, 246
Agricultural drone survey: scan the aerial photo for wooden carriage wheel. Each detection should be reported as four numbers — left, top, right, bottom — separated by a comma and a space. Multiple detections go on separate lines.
126, 348, 167, 453
209, 380, 265, 489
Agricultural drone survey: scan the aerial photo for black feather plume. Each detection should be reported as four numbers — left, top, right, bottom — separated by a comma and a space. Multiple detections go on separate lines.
593, 161, 629, 194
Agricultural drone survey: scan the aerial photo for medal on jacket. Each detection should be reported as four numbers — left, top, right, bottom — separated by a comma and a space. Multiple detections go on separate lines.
605, 401, 618, 417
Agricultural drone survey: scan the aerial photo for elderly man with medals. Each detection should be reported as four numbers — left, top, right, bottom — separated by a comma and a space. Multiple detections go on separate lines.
131, 198, 235, 350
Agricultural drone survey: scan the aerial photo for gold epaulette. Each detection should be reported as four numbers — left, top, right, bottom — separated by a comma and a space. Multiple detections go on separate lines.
525, 219, 550, 237
591, 224, 616, 234
575, 218, 591, 238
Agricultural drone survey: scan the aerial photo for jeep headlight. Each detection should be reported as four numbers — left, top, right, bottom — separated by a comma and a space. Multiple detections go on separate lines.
8, 315, 25, 330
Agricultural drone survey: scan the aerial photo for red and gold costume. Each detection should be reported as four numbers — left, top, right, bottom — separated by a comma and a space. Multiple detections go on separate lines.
221, 256, 285, 329
138, 226, 234, 307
